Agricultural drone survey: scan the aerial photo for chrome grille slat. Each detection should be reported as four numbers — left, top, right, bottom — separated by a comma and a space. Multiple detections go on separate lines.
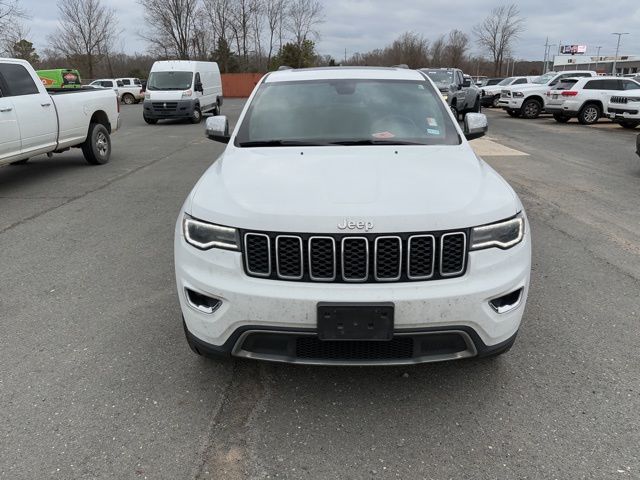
242, 231, 467, 283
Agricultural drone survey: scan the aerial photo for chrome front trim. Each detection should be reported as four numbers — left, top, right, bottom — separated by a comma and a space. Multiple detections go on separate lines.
440, 232, 467, 277
341, 237, 369, 282
407, 234, 435, 280
489, 287, 524, 314
374, 236, 402, 282
231, 329, 478, 366
308, 236, 336, 281
275, 235, 304, 280
244, 233, 271, 277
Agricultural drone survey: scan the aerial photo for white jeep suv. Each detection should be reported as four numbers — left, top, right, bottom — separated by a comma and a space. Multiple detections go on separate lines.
499, 70, 596, 119
607, 90, 640, 129
546, 77, 640, 125
174, 67, 531, 366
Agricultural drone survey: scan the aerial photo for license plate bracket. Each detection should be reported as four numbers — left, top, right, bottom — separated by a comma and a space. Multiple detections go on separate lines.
317, 302, 394, 341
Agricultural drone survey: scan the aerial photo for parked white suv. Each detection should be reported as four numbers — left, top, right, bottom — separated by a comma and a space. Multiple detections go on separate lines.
547, 77, 640, 124
607, 91, 640, 129
481, 76, 532, 108
174, 67, 531, 366
499, 71, 597, 119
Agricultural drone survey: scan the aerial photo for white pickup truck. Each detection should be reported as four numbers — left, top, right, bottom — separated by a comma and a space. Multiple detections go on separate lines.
0, 58, 120, 167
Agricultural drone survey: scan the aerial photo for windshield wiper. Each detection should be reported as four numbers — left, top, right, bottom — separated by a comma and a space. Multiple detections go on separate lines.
329, 139, 426, 146
238, 140, 331, 147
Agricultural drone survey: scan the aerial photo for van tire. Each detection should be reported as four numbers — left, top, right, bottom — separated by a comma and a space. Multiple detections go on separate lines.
144, 116, 157, 125
82, 123, 111, 165
122, 93, 135, 105
190, 107, 202, 124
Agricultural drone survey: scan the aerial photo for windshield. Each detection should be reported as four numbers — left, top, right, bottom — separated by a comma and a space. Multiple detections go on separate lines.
147, 71, 193, 90
498, 77, 514, 86
235, 79, 461, 147
533, 73, 556, 85
422, 70, 454, 84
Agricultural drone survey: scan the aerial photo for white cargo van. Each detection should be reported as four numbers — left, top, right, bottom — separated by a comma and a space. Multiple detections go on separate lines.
143, 60, 223, 124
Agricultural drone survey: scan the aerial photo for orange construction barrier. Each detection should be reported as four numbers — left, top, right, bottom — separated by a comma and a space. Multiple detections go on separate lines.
222, 73, 265, 98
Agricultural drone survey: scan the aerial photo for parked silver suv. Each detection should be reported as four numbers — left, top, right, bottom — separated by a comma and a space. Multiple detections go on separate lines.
421, 68, 481, 119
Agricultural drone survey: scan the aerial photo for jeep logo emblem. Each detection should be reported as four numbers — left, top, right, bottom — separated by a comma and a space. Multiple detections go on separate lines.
337, 219, 374, 232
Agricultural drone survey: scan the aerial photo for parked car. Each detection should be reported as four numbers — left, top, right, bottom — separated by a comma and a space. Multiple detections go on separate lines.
546, 77, 640, 125
115, 77, 145, 104
36, 68, 82, 89
421, 68, 481, 118
607, 92, 640, 129
0, 58, 120, 166
481, 76, 532, 107
143, 60, 223, 124
175, 66, 531, 365
498, 70, 597, 119
88, 78, 122, 99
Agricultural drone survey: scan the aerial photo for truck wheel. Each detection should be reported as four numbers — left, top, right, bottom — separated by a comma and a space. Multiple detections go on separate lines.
190, 107, 202, 124
521, 99, 542, 119
492, 95, 500, 108
122, 93, 135, 105
472, 97, 481, 113
619, 120, 640, 129
450, 104, 459, 120
10, 158, 29, 165
578, 104, 601, 125
82, 123, 111, 165
553, 113, 570, 123
506, 109, 520, 118
144, 116, 157, 125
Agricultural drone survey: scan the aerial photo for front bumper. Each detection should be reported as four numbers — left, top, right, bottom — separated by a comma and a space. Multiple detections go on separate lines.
143, 99, 197, 119
608, 107, 640, 119
175, 218, 531, 364
499, 98, 524, 110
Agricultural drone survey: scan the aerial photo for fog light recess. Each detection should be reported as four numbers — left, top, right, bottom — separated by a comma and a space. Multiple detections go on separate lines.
489, 288, 523, 314
185, 288, 222, 314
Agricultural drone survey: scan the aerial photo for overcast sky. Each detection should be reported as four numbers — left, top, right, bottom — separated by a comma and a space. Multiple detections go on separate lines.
19, 0, 640, 61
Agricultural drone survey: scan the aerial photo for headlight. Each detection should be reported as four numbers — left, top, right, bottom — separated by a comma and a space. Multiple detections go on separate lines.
144, 92, 150, 99
183, 215, 239, 250
513, 92, 524, 98
470, 213, 525, 250
625, 97, 640, 102
182, 89, 193, 98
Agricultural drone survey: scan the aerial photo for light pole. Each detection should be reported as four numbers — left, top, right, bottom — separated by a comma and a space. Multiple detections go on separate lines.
594, 46, 602, 72
611, 33, 629, 75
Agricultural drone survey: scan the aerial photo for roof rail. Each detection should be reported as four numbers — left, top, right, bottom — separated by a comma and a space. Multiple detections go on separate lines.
278, 65, 293, 71
392, 64, 409, 69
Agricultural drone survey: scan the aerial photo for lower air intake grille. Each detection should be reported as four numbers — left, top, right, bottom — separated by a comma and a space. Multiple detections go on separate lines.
296, 337, 414, 360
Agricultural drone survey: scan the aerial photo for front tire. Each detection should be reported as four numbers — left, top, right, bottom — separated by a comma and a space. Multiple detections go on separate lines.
82, 123, 111, 165
144, 116, 157, 125
450, 104, 458, 120
619, 120, 640, 129
492, 95, 500, 108
578, 104, 601, 125
122, 93, 135, 105
190, 107, 202, 124
521, 99, 542, 119
471, 97, 481, 113
553, 113, 570, 123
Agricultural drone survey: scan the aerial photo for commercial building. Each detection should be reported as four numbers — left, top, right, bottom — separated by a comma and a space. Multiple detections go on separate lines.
553, 54, 640, 75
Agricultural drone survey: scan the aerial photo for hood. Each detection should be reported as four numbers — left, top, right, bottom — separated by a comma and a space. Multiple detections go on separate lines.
188, 144, 518, 233
506, 83, 545, 93
483, 85, 507, 94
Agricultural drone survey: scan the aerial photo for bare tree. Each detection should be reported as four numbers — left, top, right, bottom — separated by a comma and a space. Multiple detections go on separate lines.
264, 0, 287, 66
286, 0, 323, 51
444, 29, 469, 68
139, 0, 199, 59
202, 0, 231, 46
0, 0, 28, 55
429, 34, 446, 67
473, 4, 524, 76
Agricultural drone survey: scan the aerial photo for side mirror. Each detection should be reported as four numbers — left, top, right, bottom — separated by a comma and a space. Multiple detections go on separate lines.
462, 79, 471, 88
464, 113, 488, 140
195, 82, 203, 92
457, 83, 463, 90
205, 116, 230, 144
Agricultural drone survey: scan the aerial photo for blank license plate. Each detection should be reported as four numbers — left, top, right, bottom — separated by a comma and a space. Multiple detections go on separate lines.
317, 303, 394, 341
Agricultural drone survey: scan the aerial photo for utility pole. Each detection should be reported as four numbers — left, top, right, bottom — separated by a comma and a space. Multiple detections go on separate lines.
542, 37, 549, 73
595, 46, 602, 72
611, 33, 629, 75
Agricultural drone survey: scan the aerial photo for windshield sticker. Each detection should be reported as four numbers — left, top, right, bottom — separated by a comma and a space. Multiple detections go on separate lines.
427, 128, 441, 135
426, 117, 438, 127
372, 131, 396, 139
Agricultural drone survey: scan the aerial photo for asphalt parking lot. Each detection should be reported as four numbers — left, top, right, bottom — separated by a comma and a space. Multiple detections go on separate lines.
2, 100, 640, 479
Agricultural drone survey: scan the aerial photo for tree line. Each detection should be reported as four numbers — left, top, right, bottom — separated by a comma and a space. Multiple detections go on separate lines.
2, 0, 533, 80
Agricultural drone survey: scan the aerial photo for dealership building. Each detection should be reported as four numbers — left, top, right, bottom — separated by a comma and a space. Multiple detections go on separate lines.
552, 53, 640, 75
